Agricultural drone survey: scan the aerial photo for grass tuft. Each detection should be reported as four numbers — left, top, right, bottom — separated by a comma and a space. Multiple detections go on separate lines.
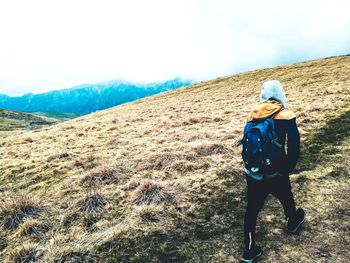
133, 205, 166, 224
15, 219, 50, 237
122, 180, 141, 191
193, 143, 229, 157
78, 191, 106, 214
6, 244, 37, 263
71, 154, 99, 170
0, 194, 43, 230
132, 180, 179, 205
142, 153, 180, 170
181, 117, 211, 126
46, 152, 71, 162
170, 160, 210, 174
0, 232, 7, 251
80, 163, 128, 186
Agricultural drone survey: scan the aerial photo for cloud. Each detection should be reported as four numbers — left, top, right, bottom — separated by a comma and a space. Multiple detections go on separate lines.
0, 0, 350, 96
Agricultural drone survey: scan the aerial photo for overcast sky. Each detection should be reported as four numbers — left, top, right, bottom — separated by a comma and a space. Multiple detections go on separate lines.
1, 0, 350, 96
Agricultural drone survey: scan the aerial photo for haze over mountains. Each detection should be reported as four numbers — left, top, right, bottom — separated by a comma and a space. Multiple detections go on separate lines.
0, 78, 192, 115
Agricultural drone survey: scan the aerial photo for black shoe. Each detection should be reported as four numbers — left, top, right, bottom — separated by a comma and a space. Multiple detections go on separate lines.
241, 246, 263, 263
287, 208, 305, 234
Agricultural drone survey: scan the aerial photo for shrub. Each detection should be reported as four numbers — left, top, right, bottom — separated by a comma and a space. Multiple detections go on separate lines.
170, 161, 195, 173
48, 248, 97, 263
181, 117, 211, 126
81, 213, 100, 229
15, 219, 50, 237
170, 160, 210, 174
213, 117, 224, 122
23, 137, 33, 143
6, 244, 37, 263
134, 205, 165, 224
61, 211, 79, 228
327, 166, 348, 178
46, 152, 71, 162
0, 232, 6, 251
78, 191, 106, 214
182, 117, 200, 125
193, 143, 229, 157
185, 132, 212, 142
216, 166, 242, 178
71, 154, 98, 170
0, 194, 43, 229
141, 153, 180, 170
80, 163, 128, 187
132, 180, 179, 205
122, 180, 141, 191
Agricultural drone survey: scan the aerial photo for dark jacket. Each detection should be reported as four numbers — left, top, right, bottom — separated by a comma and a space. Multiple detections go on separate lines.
245, 100, 300, 178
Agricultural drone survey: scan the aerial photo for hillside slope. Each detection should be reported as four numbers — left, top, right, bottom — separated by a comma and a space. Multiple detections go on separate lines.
0, 56, 349, 262
0, 109, 58, 137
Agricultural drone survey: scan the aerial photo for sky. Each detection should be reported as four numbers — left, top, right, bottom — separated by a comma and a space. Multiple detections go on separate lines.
0, 0, 350, 96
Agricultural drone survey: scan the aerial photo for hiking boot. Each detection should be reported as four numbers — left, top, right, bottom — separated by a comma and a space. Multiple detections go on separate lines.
287, 208, 305, 234
241, 246, 263, 263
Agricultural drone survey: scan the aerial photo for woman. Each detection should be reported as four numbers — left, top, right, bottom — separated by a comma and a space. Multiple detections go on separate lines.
241, 80, 305, 263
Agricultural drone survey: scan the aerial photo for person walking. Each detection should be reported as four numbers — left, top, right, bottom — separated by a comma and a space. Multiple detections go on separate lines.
240, 80, 306, 262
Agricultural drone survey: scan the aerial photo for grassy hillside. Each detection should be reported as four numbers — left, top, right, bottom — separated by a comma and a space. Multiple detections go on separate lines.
31, 112, 82, 120
0, 109, 59, 137
0, 55, 349, 262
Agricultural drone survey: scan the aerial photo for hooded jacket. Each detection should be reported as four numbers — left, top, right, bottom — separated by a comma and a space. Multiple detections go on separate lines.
244, 81, 300, 179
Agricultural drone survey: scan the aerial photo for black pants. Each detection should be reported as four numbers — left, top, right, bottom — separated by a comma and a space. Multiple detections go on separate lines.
243, 174, 296, 250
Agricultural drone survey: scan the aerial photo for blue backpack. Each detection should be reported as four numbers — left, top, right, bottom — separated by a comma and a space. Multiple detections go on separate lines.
241, 114, 283, 174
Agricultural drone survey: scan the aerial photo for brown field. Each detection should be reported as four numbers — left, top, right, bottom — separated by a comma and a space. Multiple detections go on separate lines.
0, 55, 349, 262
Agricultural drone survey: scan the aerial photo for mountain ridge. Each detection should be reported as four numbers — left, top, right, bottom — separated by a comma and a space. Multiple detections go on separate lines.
0, 78, 192, 114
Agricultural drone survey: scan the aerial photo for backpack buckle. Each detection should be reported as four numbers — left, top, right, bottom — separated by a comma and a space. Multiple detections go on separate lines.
251, 167, 259, 172
271, 138, 282, 148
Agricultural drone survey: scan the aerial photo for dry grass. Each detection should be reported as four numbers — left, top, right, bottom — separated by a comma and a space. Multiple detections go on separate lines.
192, 143, 229, 156
6, 244, 37, 263
71, 154, 99, 170
0, 55, 349, 262
80, 162, 128, 186
15, 219, 51, 237
181, 116, 212, 126
169, 160, 210, 174
132, 205, 167, 224
141, 152, 181, 170
78, 190, 106, 214
132, 180, 180, 205
46, 151, 71, 163
0, 194, 43, 230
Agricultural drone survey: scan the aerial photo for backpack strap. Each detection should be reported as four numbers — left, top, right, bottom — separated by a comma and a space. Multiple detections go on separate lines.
271, 107, 285, 119
274, 108, 296, 120
235, 138, 243, 147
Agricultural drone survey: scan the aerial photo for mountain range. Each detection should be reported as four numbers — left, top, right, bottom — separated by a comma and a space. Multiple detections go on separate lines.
0, 78, 192, 115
